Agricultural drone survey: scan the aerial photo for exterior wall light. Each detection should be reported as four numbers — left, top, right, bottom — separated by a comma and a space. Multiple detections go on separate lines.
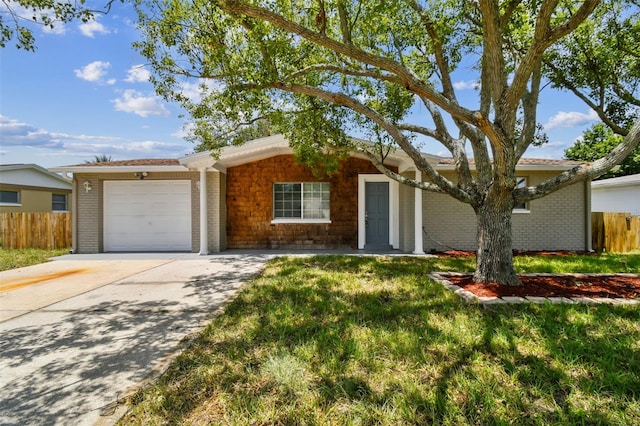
134, 172, 148, 179
83, 181, 92, 192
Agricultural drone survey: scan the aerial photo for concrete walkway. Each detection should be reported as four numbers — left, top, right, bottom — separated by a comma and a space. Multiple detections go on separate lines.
0, 253, 270, 426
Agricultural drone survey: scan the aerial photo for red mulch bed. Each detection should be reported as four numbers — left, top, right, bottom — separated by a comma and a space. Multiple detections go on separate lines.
443, 274, 640, 299
435, 250, 595, 258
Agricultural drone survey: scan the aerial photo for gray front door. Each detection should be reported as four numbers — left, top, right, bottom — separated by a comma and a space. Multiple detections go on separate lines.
365, 182, 390, 246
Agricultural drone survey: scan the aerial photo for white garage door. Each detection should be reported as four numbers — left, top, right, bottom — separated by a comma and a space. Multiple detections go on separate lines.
104, 180, 192, 252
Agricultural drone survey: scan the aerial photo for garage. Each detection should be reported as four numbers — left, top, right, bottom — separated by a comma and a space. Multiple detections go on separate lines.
103, 180, 192, 252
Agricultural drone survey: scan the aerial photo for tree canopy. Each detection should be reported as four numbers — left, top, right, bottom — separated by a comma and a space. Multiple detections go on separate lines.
133, 0, 640, 285
0, 0, 115, 50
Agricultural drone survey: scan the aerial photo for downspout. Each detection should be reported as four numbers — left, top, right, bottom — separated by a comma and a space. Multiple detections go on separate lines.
585, 179, 592, 252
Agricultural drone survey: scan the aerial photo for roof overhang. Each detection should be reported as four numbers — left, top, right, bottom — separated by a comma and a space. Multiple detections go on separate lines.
591, 173, 640, 188
2, 163, 72, 186
435, 163, 581, 172
49, 165, 188, 179
179, 134, 443, 173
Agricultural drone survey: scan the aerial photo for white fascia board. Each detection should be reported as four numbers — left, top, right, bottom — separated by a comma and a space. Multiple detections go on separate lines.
591, 174, 640, 188
179, 135, 291, 171
49, 165, 189, 174
1, 164, 72, 185
435, 164, 578, 172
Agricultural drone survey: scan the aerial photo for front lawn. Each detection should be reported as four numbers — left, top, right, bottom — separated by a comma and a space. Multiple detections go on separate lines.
121, 254, 640, 425
0, 248, 69, 272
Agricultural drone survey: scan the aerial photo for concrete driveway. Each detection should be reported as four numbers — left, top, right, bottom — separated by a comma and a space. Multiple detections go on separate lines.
0, 253, 269, 426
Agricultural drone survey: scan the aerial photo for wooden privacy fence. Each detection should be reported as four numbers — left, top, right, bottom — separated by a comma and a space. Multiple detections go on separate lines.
0, 212, 72, 250
592, 212, 640, 253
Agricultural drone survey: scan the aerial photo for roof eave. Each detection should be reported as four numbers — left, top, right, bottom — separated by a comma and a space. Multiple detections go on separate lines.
435, 164, 579, 171
49, 165, 189, 174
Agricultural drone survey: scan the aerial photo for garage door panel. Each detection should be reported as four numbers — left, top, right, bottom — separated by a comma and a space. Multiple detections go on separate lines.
104, 181, 192, 252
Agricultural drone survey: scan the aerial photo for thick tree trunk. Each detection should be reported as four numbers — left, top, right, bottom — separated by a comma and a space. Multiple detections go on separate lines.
474, 199, 521, 286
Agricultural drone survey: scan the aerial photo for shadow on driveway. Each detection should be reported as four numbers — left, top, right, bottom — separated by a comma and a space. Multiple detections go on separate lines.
0, 255, 267, 426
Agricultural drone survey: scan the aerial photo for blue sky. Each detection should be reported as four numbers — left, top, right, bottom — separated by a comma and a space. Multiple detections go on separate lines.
0, 3, 601, 168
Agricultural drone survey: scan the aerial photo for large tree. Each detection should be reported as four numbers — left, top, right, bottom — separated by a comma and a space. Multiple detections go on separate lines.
135, 0, 640, 285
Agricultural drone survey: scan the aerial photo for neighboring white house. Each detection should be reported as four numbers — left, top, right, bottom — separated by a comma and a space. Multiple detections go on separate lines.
591, 174, 640, 216
0, 164, 72, 213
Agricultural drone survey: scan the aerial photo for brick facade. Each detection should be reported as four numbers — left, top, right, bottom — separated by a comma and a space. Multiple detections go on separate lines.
421, 171, 589, 252
70, 157, 589, 254
226, 155, 383, 249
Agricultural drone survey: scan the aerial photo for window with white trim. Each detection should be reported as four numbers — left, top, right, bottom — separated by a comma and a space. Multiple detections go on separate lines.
0, 190, 20, 205
52, 194, 68, 211
273, 182, 330, 221
514, 177, 528, 211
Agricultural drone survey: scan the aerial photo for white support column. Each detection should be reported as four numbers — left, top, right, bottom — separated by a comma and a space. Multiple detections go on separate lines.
199, 167, 208, 255
413, 170, 425, 254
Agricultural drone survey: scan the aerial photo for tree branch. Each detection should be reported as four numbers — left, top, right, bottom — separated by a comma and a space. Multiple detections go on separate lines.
406, 0, 457, 100
356, 148, 447, 193
217, 0, 479, 125
285, 64, 402, 84
504, 0, 599, 115
239, 80, 476, 203
515, 117, 640, 203
544, 59, 629, 136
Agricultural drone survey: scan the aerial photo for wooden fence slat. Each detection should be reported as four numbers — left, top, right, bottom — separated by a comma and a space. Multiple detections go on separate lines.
592, 212, 640, 253
0, 212, 72, 250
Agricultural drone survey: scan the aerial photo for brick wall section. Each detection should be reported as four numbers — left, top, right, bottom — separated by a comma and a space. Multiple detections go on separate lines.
207, 172, 227, 252
73, 172, 200, 253
74, 174, 102, 253
226, 155, 383, 249
422, 171, 588, 252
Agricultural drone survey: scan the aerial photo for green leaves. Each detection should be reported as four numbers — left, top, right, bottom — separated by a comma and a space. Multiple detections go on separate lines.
544, 0, 640, 131
134, 0, 639, 200
1, 0, 101, 50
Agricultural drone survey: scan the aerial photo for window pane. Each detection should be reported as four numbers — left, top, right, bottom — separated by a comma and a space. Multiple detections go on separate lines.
514, 177, 527, 210
0, 190, 19, 204
274, 183, 329, 220
302, 183, 330, 219
52, 194, 67, 211
273, 183, 302, 218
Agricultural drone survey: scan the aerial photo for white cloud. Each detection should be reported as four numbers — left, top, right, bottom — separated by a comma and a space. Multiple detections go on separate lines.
112, 90, 170, 117
125, 65, 151, 83
0, 115, 190, 165
171, 122, 193, 139
544, 110, 598, 130
74, 61, 115, 85
78, 18, 110, 38
0, 115, 64, 148
42, 23, 67, 35
453, 80, 480, 90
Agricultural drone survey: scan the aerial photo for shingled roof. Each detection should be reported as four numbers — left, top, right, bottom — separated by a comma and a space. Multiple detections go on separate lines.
437, 158, 583, 166
68, 159, 181, 167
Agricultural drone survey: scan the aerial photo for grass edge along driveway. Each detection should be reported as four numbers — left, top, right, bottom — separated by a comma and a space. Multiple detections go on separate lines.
0, 248, 69, 272
120, 253, 640, 425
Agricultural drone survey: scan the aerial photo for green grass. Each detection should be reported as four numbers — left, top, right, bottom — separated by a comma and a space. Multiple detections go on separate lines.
513, 252, 640, 274
121, 253, 640, 425
0, 247, 69, 271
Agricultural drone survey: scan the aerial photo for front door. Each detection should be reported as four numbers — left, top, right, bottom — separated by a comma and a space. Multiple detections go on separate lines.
365, 182, 390, 247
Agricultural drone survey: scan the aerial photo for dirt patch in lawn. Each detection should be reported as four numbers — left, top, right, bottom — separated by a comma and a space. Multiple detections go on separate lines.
442, 274, 640, 299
